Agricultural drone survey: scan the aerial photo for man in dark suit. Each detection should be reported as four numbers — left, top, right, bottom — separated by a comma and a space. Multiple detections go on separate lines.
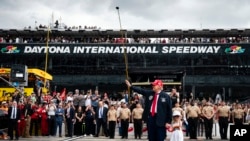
125, 79, 172, 141
8, 101, 21, 140
65, 102, 75, 137
94, 100, 108, 137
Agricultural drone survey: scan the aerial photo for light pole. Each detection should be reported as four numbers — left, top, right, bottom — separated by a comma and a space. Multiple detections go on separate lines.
115, 6, 130, 97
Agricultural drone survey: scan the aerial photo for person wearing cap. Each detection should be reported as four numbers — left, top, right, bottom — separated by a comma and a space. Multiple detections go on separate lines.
125, 79, 172, 141
169, 110, 184, 141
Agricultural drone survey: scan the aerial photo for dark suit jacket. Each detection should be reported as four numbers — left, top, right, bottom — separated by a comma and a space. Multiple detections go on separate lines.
8, 107, 21, 121
95, 106, 108, 122
65, 107, 75, 120
131, 86, 172, 127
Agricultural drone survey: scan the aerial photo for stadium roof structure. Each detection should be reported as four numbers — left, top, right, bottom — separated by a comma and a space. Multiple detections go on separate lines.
0, 28, 250, 38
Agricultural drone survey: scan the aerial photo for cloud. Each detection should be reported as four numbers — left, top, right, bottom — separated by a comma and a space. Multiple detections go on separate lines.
0, 0, 250, 29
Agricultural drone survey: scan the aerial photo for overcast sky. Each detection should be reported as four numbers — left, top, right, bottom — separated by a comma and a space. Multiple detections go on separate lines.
1, 0, 250, 30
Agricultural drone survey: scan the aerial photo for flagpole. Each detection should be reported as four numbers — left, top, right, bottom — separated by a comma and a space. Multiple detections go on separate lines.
116, 6, 130, 98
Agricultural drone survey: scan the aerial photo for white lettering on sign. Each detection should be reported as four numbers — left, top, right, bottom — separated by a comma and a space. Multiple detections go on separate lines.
23, 45, 221, 54
234, 129, 247, 136
162, 46, 220, 53
24, 46, 70, 53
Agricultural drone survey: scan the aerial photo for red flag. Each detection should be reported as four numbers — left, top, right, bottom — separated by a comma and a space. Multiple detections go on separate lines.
60, 88, 66, 101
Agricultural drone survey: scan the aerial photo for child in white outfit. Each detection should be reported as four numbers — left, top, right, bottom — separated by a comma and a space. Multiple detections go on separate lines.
169, 110, 184, 141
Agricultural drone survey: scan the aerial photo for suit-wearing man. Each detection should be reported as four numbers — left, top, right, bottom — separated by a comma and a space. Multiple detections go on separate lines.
125, 79, 172, 141
8, 101, 21, 140
94, 100, 108, 137
65, 102, 75, 137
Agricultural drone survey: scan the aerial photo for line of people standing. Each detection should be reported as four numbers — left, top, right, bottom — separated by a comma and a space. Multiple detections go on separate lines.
6, 88, 146, 140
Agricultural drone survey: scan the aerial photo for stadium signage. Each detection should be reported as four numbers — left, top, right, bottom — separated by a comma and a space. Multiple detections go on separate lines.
22, 45, 221, 54
162, 46, 220, 53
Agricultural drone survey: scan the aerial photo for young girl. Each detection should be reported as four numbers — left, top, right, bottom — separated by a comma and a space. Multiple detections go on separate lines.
170, 110, 184, 141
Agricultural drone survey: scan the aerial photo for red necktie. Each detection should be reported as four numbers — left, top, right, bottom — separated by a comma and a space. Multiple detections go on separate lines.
151, 93, 158, 116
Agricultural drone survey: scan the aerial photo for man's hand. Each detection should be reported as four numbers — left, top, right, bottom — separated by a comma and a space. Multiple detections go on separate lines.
165, 123, 171, 129
125, 80, 131, 87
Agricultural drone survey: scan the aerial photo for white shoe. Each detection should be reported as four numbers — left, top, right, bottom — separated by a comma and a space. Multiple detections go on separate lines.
90, 134, 93, 137
84, 134, 87, 137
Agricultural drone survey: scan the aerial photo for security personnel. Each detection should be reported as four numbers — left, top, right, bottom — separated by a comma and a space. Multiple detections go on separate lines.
132, 103, 144, 139
232, 103, 244, 125
119, 103, 131, 139
125, 79, 172, 141
202, 101, 215, 140
186, 100, 201, 139
216, 100, 230, 140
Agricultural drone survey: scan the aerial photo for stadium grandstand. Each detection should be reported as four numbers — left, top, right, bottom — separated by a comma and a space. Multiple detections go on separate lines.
1, 28, 250, 101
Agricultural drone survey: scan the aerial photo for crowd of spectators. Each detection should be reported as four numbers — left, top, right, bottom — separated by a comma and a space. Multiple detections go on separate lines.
0, 34, 249, 44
